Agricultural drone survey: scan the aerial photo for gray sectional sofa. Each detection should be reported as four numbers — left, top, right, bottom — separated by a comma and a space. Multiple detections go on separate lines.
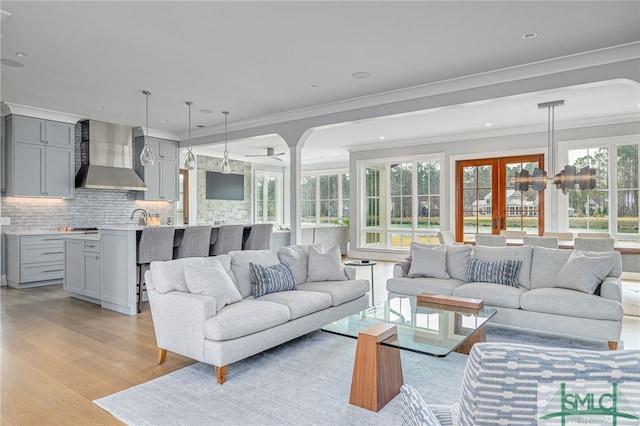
387, 244, 624, 348
146, 245, 369, 384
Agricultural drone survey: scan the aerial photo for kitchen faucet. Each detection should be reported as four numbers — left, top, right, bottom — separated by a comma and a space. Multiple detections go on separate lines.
131, 208, 149, 225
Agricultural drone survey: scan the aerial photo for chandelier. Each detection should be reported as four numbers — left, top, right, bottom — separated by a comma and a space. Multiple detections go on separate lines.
514, 100, 596, 193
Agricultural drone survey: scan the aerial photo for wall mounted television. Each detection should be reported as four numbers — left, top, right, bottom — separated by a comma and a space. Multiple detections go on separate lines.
205, 171, 245, 200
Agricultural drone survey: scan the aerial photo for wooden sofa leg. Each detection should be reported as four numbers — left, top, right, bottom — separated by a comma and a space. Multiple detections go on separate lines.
608, 341, 618, 350
157, 348, 167, 364
215, 365, 228, 384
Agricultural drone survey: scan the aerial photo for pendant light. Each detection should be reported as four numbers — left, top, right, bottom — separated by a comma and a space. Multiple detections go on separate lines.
220, 111, 231, 174
514, 100, 596, 193
184, 101, 196, 170
139, 90, 155, 167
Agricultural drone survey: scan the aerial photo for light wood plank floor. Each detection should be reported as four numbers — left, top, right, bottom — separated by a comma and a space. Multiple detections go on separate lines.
2, 262, 638, 425
1, 285, 194, 426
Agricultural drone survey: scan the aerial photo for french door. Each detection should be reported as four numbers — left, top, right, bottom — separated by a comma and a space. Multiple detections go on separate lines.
455, 154, 544, 241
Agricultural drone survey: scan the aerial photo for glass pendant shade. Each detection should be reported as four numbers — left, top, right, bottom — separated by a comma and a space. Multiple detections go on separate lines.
220, 111, 231, 174
220, 154, 231, 174
140, 90, 155, 166
184, 149, 196, 170
184, 101, 196, 170
140, 142, 155, 166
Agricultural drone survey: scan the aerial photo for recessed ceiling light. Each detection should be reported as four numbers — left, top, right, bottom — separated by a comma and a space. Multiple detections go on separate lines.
200, 109, 213, 114
522, 32, 538, 40
485, 123, 492, 127
379, 136, 385, 140
0, 58, 24, 67
309, 84, 319, 89
333, 152, 338, 155
15, 52, 29, 58
162, 119, 169, 123
352, 71, 371, 80
122, 115, 129, 120
95, 106, 104, 110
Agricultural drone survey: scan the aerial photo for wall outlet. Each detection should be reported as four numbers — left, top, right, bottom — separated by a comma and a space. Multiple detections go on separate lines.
0, 217, 11, 226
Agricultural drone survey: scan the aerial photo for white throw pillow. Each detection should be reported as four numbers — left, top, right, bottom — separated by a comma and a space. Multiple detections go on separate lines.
407, 246, 449, 279
183, 257, 242, 311
278, 244, 323, 285
307, 245, 346, 282
552, 251, 617, 294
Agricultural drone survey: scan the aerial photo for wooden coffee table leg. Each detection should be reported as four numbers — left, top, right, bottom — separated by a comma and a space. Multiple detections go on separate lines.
349, 323, 403, 412
455, 325, 486, 355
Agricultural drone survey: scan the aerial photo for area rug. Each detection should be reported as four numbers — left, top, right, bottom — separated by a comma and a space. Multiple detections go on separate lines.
94, 326, 612, 425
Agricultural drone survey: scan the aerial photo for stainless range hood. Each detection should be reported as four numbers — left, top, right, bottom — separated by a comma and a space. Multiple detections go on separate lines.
75, 120, 148, 191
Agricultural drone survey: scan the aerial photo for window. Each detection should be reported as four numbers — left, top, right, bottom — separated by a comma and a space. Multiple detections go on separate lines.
254, 171, 282, 225
301, 171, 350, 226
360, 157, 442, 250
560, 138, 639, 240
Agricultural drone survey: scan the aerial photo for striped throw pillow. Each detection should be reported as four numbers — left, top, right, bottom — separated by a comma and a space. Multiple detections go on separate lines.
466, 258, 522, 287
249, 262, 298, 297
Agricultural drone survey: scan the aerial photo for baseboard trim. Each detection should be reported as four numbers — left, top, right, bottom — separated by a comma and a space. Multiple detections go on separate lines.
1, 274, 6, 287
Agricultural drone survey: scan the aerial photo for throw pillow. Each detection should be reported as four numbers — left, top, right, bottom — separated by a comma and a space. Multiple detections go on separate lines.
408, 245, 450, 279
307, 245, 347, 282
445, 244, 473, 281
277, 244, 323, 284
552, 251, 617, 294
466, 258, 522, 287
249, 262, 298, 298
183, 257, 242, 311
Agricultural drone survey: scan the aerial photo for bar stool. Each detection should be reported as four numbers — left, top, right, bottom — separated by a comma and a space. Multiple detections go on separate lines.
174, 225, 212, 258
212, 224, 244, 255
137, 227, 175, 313
243, 224, 273, 250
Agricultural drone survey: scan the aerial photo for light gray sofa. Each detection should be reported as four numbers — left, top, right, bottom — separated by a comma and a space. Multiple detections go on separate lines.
387, 244, 624, 348
146, 245, 369, 384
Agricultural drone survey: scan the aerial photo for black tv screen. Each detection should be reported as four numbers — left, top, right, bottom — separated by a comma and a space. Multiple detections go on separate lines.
206, 171, 244, 200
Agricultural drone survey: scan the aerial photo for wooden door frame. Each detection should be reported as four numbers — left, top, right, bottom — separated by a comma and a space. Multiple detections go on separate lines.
455, 154, 545, 242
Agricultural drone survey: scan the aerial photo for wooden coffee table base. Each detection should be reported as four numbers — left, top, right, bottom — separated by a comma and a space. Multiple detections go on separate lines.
454, 324, 486, 355
349, 323, 403, 412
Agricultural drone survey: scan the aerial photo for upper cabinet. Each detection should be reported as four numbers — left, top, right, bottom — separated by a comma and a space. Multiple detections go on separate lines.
134, 136, 179, 201
4, 115, 75, 198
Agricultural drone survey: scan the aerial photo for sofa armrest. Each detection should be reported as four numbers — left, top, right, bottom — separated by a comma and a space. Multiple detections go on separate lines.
344, 266, 356, 280
600, 276, 622, 302
147, 289, 217, 362
394, 259, 412, 278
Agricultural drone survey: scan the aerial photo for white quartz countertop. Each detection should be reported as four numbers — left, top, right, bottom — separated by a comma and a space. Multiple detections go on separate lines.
60, 233, 100, 241
3, 230, 91, 236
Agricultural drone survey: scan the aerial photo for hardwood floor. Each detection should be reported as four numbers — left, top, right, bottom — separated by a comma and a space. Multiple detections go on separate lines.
2, 265, 638, 425
0, 285, 194, 425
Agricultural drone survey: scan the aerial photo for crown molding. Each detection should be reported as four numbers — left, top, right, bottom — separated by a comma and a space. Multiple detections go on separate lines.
1, 102, 85, 123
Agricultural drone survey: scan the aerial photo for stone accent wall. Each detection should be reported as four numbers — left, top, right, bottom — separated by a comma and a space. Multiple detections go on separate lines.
196, 155, 251, 224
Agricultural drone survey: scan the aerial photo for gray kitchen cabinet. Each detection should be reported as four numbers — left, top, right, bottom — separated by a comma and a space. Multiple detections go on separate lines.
6, 234, 65, 288
64, 238, 101, 301
134, 136, 179, 201
100, 228, 137, 315
5, 115, 75, 197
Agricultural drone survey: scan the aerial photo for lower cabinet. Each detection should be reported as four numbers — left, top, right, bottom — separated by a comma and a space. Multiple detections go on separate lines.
6, 234, 65, 288
64, 239, 100, 301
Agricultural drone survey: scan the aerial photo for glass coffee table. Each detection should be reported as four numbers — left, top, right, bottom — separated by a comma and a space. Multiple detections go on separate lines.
321, 295, 496, 411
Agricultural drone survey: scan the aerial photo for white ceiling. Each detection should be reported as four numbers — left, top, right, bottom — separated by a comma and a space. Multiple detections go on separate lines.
1, 1, 639, 166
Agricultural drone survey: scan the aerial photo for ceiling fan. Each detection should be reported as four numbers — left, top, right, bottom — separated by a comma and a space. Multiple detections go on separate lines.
245, 147, 286, 161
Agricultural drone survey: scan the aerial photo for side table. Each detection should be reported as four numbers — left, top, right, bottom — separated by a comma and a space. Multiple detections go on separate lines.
344, 260, 377, 305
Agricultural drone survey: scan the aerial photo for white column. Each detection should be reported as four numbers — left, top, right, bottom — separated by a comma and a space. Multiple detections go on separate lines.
289, 145, 302, 244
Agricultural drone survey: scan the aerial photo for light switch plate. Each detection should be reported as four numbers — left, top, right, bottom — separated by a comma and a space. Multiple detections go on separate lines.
0, 217, 11, 225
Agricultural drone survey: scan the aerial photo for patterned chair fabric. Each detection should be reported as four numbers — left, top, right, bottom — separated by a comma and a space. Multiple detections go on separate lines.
401, 343, 640, 426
